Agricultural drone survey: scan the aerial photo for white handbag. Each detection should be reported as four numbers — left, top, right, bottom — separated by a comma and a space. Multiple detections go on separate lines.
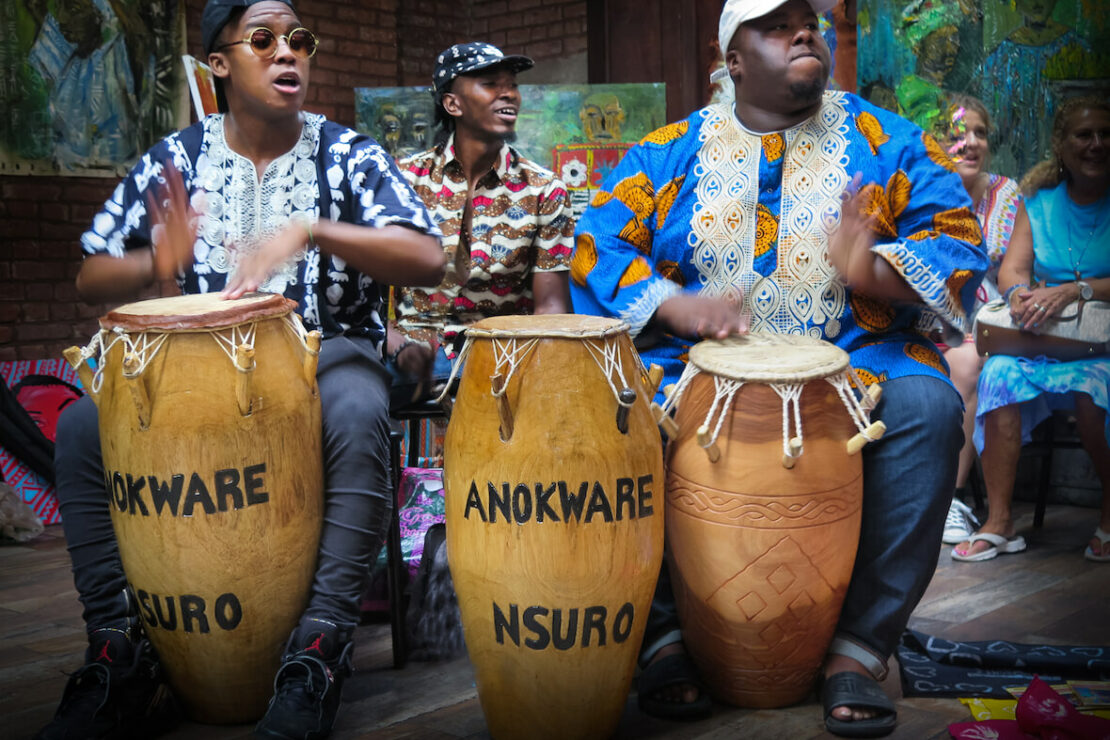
974, 298, 1110, 360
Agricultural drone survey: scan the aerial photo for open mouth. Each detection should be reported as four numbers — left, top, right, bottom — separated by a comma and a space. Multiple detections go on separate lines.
274, 72, 301, 93
495, 107, 518, 121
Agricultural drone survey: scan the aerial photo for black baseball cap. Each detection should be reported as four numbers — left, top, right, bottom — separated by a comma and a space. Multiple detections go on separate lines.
432, 42, 533, 98
201, 0, 294, 55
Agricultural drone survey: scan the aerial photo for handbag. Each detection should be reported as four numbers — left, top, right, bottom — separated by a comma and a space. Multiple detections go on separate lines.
974, 297, 1110, 361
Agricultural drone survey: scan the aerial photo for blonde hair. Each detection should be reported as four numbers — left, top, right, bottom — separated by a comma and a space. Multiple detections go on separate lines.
1021, 95, 1110, 196
950, 94, 991, 134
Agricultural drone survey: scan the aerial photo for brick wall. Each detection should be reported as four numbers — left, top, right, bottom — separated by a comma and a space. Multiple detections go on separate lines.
0, 1, 586, 363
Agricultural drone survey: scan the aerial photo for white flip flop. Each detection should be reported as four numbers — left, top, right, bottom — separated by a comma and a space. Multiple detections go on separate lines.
951, 532, 1027, 562
1084, 527, 1110, 563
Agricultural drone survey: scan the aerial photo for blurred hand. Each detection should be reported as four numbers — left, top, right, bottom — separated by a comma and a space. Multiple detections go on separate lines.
829, 179, 879, 288
653, 294, 748, 341
222, 221, 311, 299
147, 164, 198, 281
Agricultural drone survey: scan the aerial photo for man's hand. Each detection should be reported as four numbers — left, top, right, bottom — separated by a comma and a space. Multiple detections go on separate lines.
653, 294, 748, 341
828, 184, 879, 288
147, 164, 198, 281
222, 221, 311, 299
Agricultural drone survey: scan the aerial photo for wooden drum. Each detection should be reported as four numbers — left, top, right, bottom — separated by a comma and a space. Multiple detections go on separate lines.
659, 333, 885, 708
443, 315, 664, 740
64, 293, 323, 723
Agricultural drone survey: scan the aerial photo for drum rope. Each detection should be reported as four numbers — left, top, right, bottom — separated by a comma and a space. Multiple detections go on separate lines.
825, 373, 876, 437
657, 363, 701, 417
210, 323, 257, 366
771, 383, 805, 459
702, 375, 744, 447
81, 329, 170, 392
283, 313, 318, 354
582, 337, 634, 407
488, 337, 542, 396
434, 335, 474, 403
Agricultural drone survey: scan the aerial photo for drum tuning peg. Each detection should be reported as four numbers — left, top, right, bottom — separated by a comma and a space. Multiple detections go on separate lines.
663, 383, 676, 399
847, 420, 887, 454
782, 436, 803, 469
491, 373, 514, 442
122, 353, 152, 429
64, 346, 97, 405
647, 364, 664, 398
235, 344, 256, 417
303, 330, 321, 396
865, 383, 882, 408
697, 424, 721, 463
616, 388, 637, 434
651, 402, 679, 438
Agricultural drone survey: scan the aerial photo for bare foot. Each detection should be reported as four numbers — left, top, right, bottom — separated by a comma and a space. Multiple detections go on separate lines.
953, 525, 1016, 559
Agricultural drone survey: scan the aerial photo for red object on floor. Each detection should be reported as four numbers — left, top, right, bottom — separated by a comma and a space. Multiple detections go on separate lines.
949, 676, 1110, 740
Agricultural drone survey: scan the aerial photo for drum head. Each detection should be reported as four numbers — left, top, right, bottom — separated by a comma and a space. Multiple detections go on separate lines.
689, 333, 849, 383
101, 293, 297, 332
466, 313, 629, 339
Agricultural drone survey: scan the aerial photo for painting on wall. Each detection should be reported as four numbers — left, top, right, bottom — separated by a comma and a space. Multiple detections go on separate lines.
0, 0, 187, 177
858, 0, 1109, 179
355, 83, 667, 219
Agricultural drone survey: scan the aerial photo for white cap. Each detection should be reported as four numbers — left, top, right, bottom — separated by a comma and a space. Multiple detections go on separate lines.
718, 0, 839, 55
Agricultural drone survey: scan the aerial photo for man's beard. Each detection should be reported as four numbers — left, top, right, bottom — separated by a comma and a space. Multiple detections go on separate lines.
789, 76, 826, 106
500, 130, 518, 144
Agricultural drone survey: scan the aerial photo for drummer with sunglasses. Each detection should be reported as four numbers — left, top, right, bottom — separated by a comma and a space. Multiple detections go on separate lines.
37, 2, 444, 740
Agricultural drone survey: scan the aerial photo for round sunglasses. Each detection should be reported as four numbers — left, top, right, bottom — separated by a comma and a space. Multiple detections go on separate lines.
217, 27, 318, 59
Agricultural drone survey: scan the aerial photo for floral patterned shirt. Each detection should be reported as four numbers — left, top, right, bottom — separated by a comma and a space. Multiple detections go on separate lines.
81, 113, 439, 347
395, 135, 573, 355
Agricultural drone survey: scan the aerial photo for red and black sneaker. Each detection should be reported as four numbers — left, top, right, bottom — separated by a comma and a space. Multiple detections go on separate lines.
255, 618, 354, 740
33, 628, 180, 740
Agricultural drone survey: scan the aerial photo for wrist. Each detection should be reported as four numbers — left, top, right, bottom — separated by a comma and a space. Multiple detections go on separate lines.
387, 339, 418, 364
1003, 282, 1028, 305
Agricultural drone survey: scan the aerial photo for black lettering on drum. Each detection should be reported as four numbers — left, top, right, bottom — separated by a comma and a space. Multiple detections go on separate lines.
490, 601, 635, 650
465, 476, 656, 524
133, 589, 243, 633
104, 465, 269, 518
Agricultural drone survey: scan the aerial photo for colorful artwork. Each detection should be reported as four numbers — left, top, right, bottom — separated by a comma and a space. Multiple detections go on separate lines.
0, 0, 187, 176
182, 54, 219, 120
355, 83, 667, 219
859, 0, 1110, 179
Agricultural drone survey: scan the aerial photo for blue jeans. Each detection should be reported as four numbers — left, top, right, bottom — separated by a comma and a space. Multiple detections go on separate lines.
643, 374, 963, 678
54, 335, 393, 642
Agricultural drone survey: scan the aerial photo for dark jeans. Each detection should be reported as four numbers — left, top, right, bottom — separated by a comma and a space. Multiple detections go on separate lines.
642, 375, 963, 677
54, 335, 393, 639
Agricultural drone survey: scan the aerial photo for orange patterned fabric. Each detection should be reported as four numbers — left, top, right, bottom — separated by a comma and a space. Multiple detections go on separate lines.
639, 120, 689, 146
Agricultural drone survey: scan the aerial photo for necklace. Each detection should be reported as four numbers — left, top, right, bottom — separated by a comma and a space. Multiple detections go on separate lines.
1065, 191, 1108, 281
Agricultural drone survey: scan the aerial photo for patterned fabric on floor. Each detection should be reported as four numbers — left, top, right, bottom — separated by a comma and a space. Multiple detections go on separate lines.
0, 360, 84, 526
948, 675, 1110, 739
899, 629, 1110, 699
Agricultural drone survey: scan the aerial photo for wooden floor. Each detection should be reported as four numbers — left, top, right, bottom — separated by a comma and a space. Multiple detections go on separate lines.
4, 500, 1109, 740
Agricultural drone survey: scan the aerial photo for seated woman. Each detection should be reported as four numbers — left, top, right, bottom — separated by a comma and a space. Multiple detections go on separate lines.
939, 95, 1028, 544
953, 95, 1110, 563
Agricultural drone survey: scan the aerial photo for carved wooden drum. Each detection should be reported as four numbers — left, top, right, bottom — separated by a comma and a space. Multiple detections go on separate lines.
64, 293, 323, 723
443, 314, 664, 740
658, 333, 885, 708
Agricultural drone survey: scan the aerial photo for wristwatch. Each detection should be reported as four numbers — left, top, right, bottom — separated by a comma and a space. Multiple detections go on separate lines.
1077, 280, 1093, 301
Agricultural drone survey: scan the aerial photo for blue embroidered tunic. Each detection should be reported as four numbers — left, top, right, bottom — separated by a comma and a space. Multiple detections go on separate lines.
570, 91, 988, 394
81, 113, 440, 346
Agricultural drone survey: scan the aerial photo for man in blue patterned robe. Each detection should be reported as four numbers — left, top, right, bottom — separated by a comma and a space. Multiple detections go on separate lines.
571, 0, 988, 735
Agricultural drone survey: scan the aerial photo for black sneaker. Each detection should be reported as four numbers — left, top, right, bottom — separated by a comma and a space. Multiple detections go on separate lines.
34, 628, 180, 740
254, 618, 354, 740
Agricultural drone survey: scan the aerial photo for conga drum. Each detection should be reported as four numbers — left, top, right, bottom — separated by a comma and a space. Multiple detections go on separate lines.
443, 315, 664, 740
658, 333, 885, 708
63, 293, 324, 723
